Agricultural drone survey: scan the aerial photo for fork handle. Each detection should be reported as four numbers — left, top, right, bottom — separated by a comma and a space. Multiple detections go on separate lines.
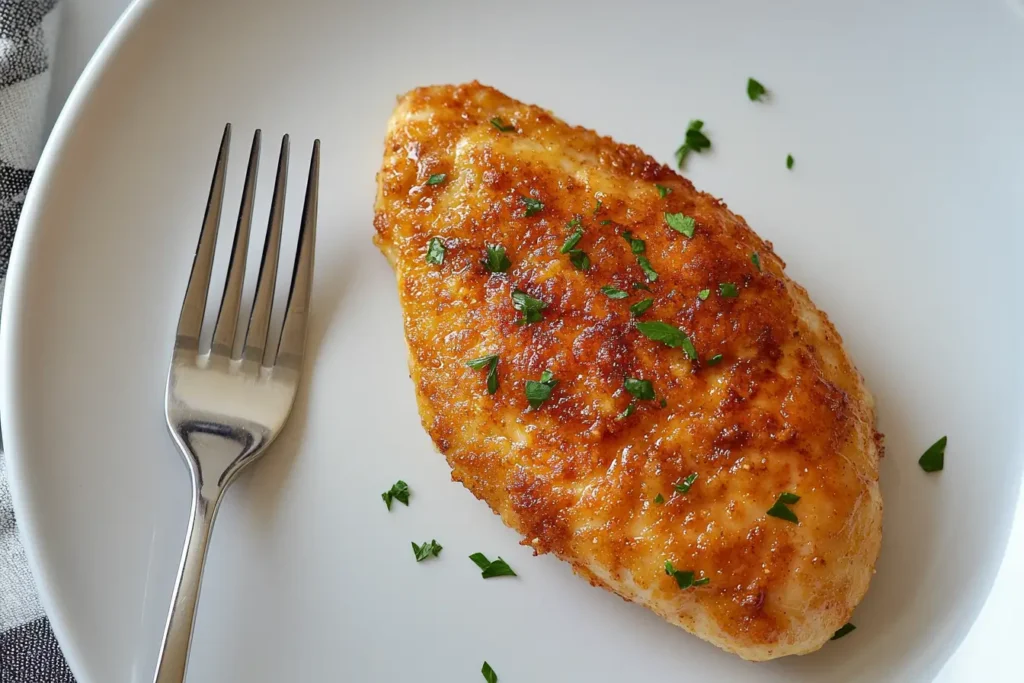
152, 484, 220, 683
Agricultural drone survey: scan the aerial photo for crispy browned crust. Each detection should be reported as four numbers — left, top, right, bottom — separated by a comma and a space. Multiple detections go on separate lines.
373, 82, 882, 660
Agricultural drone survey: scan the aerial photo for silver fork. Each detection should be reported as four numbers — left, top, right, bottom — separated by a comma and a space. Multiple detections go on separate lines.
154, 124, 319, 683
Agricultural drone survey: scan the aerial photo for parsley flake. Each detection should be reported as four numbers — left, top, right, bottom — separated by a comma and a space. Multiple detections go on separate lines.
831, 623, 856, 641
381, 480, 410, 510
676, 119, 711, 168
635, 321, 698, 360
637, 255, 659, 282
490, 116, 515, 132
520, 196, 544, 216
469, 553, 518, 578
630, 297, 654, 316
656, 184, 672, 198
674, 472, 698, 494
560, 226, 584, 253
654, 493, 665, 504
706, 353, 723, 366
697, 288, 711, 300
525, 370, 558, 409
601, 285, 630, 299
484, 245, 511, 273
411, 539, 443, 562
625, 377, 656, 401
466, 354, 499, 394
786, 154, 794, 170
511, 289, 548, 325
617, 402, 637, 420
632, 281, 652, 292
568, 249, 591, 271
426, 173, 446, 185
751, 252, 762, 272
593, 198, 603, 215
766, 493, 800, 524
426, 237, 445, 265
665, 561, 707, 590
719, 282, 739, 298
919, 436, 946, 473
482, 661, 499, 683
747, 77, 767, 101
622, 231, 645, 254
665, 212, 696, 238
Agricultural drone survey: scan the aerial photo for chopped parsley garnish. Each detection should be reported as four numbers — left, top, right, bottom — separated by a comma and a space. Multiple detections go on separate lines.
919, 436, 946, 473
560, 225, 584, 253
665, 561, 708, 589
520, 195, 544, 216
665, 212, 696, 238
654, 493, 665, 505
484, 245, 511, 273
719, 282, 739, 298
601, 285, 629, 299
747, 77, 767, 101
676, 119, 711, 168
637, 255, 659, 282
482, 661, 499, 683
632, 281, 652, 291
831, 623, 856, 641
600, 219, 612, 225
490, 116, 515, 132
697, 289, 711, 301
625, 377, 656, 401
786, 154, 794, 170
381, 480, 410, 510
426, 173, 446, 185
511, 289, 548, 325
630, 297, 654, 316
656, 184, 672, 198
466, 354, 499, 394
593, 198, 603, 215
674, 472, 698, 494
622, 231, 645, 254
635, 321, 698, 360
568, 249, 591, 271
426, 237, 445, 265
469, 553, 518, 578
617, 402, 636, 420
706, 353, 723, 366
766, 492, 801, 523
411, 539, 443, 562
751, 252, 762, 272
659, 398, 667, 408
525, 370, 558, 409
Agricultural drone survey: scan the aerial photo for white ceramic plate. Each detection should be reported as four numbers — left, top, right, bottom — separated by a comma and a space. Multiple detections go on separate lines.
3, 0, 1023, 681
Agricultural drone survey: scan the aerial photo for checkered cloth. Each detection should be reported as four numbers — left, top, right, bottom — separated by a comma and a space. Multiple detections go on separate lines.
0, 1, 75, 681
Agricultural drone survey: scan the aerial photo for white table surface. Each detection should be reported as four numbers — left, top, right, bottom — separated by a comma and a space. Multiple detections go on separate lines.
40, 2, 1023, 680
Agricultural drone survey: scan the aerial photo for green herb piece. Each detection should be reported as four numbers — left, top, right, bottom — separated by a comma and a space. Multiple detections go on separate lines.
674, 472, 698, 494
426, 237, 445, 266
560, 226, 584, 253
676, 119, 711, 168
566, 216, 581, 228
630, 297, 654, 316
482, 661, 499, 683
659, 398, 667, 408
490, 116, 515, 132
635, 321, 698, 360
751, 252, 762, 272
381, 480, 410, 510
664, 561, 706, 589
637, 255, 659, 282
694, 577, 710, 586
625, 377, 656, 401
411, 539, 443, 562
719, 282, 739, 298
632, 281, 652, 291
766, 493, 800, 524
831, 623, 856, 641
568, 249, 591, 271
622, 231, 645, 254
665, 212, 696, 238
697, 288, 711, 301
511, 289, 548, 325
469, 553, 517, 578
617, 402, 637, 420
706, 353, 723, 366
786, 154, 794, 170
484, 245, 511, 273
525, 370, 558, 409
656, 184, 672, 198
466, 354, 499, 394
919, 436, 947, 473
747, 77, 767, 101
521, 196, 544, 216
593, 198, 603, 215
654, 493, 665, 504
427, 173, 446, 185
600, 219, 612, 225
601, 285, 630, 299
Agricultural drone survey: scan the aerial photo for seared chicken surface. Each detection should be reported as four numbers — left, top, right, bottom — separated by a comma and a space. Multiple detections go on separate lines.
373, 82, 882, 661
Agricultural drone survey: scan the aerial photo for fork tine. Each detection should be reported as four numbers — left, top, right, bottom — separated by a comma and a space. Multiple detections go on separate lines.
175, 124, 231, 349
210, 130, 261, 357
275, 139, 319, 370
241, 134, 289, 364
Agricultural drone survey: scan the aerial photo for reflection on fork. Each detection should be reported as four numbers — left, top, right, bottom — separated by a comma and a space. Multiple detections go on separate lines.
154, 124, 319, 683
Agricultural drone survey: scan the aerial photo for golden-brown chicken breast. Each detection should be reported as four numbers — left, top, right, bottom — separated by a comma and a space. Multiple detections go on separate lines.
373, 82, 882, 661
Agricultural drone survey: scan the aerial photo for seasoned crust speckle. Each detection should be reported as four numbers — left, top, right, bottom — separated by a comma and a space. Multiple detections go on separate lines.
374, 82, 882, 661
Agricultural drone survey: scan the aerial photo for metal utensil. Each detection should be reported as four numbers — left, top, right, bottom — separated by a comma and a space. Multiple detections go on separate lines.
153, 124, 319, 683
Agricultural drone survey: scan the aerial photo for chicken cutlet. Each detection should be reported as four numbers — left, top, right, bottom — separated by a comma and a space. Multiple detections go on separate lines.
373, 82, 882, 661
